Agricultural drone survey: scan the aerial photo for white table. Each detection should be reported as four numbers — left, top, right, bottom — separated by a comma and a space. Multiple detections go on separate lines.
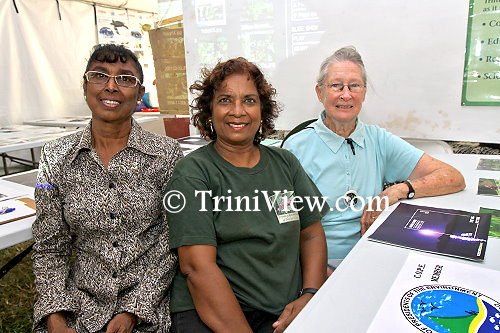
23, 114, 159, 128
285, 154, 500, 332
177, 135, 210, 155
0, 125, 79, 175
0, 125, 78, 154
2, 116, 161, 175
0, 171, 37, 250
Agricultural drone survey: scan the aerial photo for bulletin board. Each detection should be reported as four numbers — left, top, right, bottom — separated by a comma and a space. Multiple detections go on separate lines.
462, 0, 500, 106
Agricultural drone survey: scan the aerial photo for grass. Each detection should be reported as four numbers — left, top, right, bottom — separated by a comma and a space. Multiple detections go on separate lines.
0, 240, 35, 333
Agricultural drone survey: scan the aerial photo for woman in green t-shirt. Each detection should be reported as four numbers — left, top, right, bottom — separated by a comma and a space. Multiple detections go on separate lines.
166, 57, 329, 333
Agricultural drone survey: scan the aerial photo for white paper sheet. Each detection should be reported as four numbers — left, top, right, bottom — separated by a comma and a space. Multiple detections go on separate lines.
0, 199, 36, 224
367, 252, 500, 332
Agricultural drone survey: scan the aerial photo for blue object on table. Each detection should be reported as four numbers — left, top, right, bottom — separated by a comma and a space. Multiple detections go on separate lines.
142, 92, 153, 108
0, 207, 15, 215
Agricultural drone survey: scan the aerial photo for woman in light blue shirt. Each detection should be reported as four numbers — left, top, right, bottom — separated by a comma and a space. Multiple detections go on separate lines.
284, 46, 465, 271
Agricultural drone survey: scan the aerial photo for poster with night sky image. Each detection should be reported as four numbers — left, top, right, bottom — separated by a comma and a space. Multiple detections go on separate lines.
369, 203, 491, 261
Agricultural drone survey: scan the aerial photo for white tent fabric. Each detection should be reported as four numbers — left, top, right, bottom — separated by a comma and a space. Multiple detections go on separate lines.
0, 0, 157, 126
91, 0, 157, 13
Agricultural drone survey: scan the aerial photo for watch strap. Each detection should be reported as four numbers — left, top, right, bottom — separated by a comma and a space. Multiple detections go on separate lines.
300, 288, 319, 297
404, 180, 415, 199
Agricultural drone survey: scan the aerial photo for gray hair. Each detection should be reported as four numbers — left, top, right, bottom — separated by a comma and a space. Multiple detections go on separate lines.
316, 46, 367, 86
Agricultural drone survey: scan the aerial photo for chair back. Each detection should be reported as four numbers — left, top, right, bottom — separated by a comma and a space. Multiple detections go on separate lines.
280, 119, 316, 148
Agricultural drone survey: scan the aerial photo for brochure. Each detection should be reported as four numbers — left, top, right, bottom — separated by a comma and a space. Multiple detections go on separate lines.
477, 178, 500, 196
479, 207, 500, 239
368, 203, 491, 261
477, 158, 500, 171
367, 252, 500, 332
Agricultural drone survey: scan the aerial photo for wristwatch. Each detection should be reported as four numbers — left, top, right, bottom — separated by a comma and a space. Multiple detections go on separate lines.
404, 180, 415, 199
300, 288, 319, 297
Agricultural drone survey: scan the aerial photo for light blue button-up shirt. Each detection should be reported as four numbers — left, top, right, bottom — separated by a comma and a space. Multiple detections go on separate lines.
284, 111, 423, 260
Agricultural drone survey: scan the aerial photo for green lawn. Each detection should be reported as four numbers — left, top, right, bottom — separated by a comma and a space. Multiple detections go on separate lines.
0, 241, 35, 333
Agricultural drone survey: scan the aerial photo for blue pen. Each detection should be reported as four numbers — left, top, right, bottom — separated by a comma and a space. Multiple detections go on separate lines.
0, 207, 16, 215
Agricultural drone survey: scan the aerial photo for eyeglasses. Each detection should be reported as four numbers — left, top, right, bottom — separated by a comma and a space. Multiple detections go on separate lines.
84, 71, 141, 88
324, 83, 366, 93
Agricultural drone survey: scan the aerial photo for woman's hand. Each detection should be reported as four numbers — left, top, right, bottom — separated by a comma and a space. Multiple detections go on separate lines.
360, 184, 406, 235
272, 294, 313, 333
359, 152, 468, 236
105, 312, 138, 333
47, 312, 76, 333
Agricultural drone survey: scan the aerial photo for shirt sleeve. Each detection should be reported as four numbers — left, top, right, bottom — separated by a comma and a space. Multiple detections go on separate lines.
166, 174, 218, 250
382, 130, 424, 183
288, 151, 330, 229
115, 142, 183, 326
32, 145, 79, 330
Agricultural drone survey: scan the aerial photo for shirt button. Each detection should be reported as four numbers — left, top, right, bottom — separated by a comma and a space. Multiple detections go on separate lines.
109, 182, 115, 189
112, 241, 119, 247
112, 272, 118, 278
110, 213, 116, 219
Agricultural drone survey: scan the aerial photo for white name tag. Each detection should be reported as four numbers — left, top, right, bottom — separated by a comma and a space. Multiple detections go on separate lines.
269, 190, 300, 224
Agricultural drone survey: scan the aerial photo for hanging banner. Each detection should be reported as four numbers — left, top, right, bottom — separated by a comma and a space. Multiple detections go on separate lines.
462, 0, 500, 106
149, 23, 189, 115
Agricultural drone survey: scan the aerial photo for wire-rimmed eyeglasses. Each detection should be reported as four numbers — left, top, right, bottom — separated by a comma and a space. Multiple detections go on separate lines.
84, 71, 141, 88
323, 83, 366, 93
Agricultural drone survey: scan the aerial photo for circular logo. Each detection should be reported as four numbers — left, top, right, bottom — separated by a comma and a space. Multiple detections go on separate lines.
163, 190, 186, 213
344, 189, 359, 206
401, 285, 500, 332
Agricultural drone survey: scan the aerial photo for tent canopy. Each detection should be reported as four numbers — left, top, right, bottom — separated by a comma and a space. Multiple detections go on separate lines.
0, 0, 157, 126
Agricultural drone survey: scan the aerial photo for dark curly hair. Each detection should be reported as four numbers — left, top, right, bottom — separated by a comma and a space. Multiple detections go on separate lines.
190, 57, 281, 144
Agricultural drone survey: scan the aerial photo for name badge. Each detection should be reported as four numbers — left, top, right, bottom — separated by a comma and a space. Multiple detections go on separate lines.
269, 190, 300, 224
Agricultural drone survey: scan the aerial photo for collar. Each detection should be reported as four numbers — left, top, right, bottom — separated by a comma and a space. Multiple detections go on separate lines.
312, 110, 366, 153
69, 119, 164, 163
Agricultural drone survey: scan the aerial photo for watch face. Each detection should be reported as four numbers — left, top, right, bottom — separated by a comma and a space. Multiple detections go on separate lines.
408, 192, 415, 199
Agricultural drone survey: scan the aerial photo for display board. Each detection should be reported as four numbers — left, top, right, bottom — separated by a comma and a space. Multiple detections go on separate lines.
182, 0, 500, 144
462, 0, 500, 106
150, 22, 190, 115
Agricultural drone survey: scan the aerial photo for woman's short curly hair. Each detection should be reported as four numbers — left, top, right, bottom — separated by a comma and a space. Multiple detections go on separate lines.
190, 57, 281, 144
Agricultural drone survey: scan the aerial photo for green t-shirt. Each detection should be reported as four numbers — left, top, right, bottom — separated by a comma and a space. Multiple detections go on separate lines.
166, 142, 328, 315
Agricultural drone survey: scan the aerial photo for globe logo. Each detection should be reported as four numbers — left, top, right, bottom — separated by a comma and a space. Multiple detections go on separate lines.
401, 285, 500, 332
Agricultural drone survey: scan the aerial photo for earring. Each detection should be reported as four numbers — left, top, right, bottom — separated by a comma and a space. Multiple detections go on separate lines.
137, 100, 141, 105
208, 119, 214, 133
258, 121, 263, 135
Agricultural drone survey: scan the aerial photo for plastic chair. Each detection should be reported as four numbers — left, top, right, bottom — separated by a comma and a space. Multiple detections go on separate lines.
403, 138, 454, 154
280, 119, 316, 148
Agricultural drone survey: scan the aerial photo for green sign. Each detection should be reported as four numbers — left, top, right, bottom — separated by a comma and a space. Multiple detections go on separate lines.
462, 0, 500, 106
